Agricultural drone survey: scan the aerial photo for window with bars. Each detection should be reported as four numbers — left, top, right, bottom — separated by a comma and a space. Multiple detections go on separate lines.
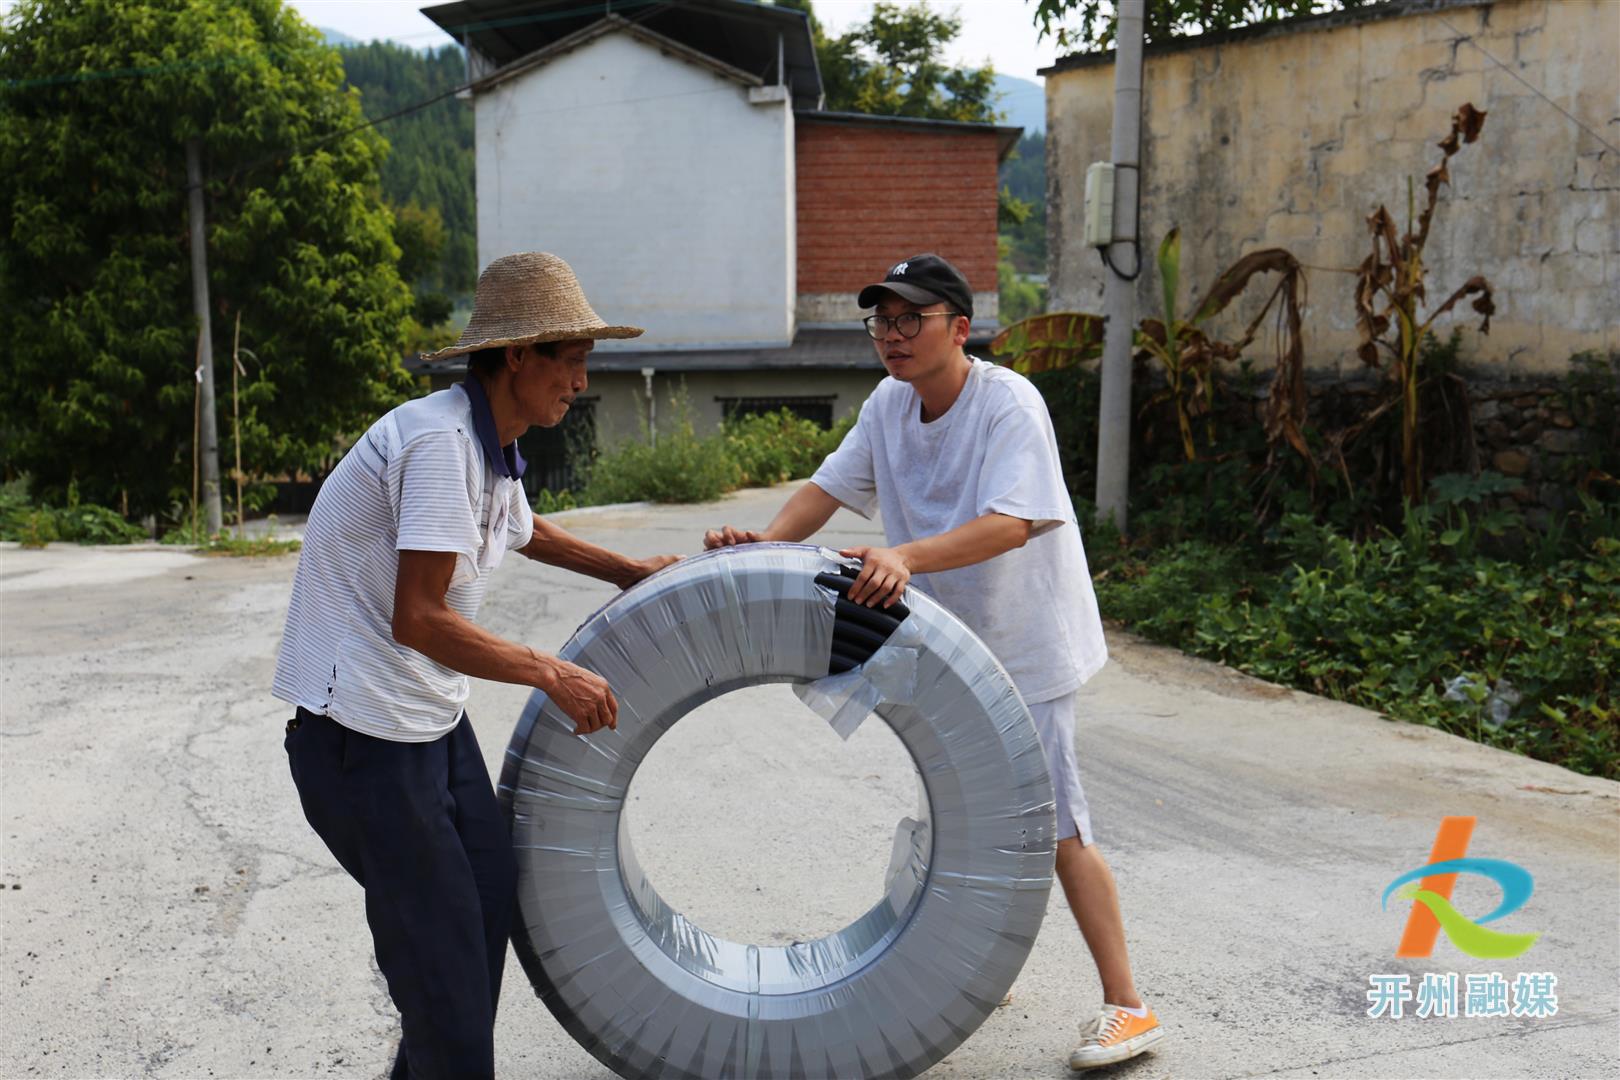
518, 396, 598, 495
716, 395, 837, 429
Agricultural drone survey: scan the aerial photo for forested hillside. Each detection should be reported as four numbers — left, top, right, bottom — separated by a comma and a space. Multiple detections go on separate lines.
1000, 131, 1046, 276
336, 41, 476, 302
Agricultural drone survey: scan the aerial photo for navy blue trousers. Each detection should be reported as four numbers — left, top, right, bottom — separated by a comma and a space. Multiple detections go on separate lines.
285, 707, 516, 1080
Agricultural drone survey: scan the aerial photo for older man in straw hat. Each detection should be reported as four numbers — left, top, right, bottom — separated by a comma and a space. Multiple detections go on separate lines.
273, 252, 677, 1079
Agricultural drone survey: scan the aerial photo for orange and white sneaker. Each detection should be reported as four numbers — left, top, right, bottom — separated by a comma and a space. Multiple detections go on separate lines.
1067, 1004, 1164, 1070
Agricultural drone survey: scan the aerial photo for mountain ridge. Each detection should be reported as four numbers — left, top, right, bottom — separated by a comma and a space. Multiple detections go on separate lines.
992, 73, 1044, 133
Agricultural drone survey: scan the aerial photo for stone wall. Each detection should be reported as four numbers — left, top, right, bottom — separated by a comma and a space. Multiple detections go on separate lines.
1044, 0, 1619, 376
1459, 376, 1605, 524
1187, 360, 1618, 529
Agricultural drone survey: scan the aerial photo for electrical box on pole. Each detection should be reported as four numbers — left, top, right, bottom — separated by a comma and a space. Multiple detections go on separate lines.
1083, 162, 1115, 248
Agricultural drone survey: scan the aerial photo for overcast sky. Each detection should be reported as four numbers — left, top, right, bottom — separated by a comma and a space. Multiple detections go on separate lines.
279, 0, 1063, 81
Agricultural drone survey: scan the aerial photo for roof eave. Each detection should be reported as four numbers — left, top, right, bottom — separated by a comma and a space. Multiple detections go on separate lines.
469, 13, 765, 95
796, 110, 1024, 161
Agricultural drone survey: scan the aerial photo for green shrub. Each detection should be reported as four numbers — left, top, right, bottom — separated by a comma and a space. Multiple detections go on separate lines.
201, 535, 302, 557
1097, 528, 1619, 779
11, 508, 60, 548
0, 477, 145, 546
531, 488, 579, 515
722, 409, 830, 488
570, 401, 856, 507
581, 416, 740, 505
158, 515, 299, 556
1557, 351, 1620, 481
821, 412, 856, 452
1014, 335, 1619, 778
51, 502, 148, 544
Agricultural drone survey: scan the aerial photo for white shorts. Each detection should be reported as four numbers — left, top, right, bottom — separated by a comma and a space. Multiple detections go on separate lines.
1028, 691, 1093, 845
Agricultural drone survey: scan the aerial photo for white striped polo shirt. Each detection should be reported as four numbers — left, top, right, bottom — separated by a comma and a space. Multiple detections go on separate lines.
272, 385, 534, 742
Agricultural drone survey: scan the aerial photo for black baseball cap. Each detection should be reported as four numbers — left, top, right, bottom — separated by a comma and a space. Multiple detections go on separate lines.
857, 253, 974, 320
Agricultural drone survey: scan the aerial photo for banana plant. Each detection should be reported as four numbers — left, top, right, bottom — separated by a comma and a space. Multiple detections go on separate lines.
1134, 228, 1210, 461
1136, 228, 1308, 465
990, 233, 1308, 468
989, 311, 1106, 375
1350, 103, 1496, 502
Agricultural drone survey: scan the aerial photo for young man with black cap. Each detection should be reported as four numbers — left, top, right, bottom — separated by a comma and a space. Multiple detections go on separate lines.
274, 252, 678, 1079
703, 253, 1164, 1070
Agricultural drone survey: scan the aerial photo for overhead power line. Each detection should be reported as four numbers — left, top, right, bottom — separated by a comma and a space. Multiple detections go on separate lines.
1435, 15, 1618, 156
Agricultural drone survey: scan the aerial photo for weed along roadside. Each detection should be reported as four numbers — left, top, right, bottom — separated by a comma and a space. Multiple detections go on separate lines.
1089, 517, 1618, 781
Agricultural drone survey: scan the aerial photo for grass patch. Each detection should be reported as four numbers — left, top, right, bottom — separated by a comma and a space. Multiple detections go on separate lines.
194, 535, 302, 557
159, 517, 301, 557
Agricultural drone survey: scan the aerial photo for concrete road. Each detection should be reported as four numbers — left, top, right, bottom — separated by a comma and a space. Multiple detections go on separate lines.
2, 481, 1616, 1079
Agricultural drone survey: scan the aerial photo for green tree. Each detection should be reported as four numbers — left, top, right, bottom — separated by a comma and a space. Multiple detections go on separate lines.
1000, 131, 1047, 274
998, 237, 1047, 323
391, 200, 455, 326
0, 0, 415, 519
392, 202, 448, 286
771, 1, 1034, 313
1031, 0, 1376, 50
337, 41, 475, 298
775, 0, 1000, 122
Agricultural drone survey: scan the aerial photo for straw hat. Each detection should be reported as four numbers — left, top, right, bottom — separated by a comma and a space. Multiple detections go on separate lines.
423, 252, 643, 360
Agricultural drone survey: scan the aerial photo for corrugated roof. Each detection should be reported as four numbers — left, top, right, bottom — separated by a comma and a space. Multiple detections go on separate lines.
468, 14, 764, 94
420, 0, 822, 110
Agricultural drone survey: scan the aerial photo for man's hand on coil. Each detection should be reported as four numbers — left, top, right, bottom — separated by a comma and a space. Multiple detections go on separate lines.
541, 657, 619, 736
840, 545, 910, 608
616, 554, 681, 590
703, 525, 764, 550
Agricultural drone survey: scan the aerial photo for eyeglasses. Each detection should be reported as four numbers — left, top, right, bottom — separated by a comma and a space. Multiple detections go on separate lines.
862, 311, 961, 340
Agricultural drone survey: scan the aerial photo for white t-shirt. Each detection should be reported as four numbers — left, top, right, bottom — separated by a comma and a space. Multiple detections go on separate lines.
811, 357, 1107, 704
272, 385, 535, 742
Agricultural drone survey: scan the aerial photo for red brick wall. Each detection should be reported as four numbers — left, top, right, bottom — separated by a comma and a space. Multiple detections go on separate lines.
796, 120, 1001, 297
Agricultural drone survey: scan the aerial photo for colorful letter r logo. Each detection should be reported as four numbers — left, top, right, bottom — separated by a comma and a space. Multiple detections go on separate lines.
1383, 816, 1540, 960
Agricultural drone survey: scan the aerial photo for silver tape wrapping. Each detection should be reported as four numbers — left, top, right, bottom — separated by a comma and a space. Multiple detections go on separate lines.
499, 544, 1055, 1079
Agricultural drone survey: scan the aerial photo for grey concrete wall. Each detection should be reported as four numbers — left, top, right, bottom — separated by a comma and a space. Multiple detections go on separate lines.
587, 368, 886, 447
1046, 0, 1618, 374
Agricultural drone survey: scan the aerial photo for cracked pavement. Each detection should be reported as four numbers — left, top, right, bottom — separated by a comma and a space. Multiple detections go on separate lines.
2, 482, 1616, 1078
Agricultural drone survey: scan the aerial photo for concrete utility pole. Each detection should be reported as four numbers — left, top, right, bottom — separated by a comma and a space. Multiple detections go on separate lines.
186, 139, 224, 535
1094, 0, 1145, 533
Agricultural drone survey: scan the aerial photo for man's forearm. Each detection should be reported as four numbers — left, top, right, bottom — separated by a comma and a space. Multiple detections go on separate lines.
760, 482, 844, 542
394, 600, 554, 688
896, 513, 1032, 574
521, 513, 637, 584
